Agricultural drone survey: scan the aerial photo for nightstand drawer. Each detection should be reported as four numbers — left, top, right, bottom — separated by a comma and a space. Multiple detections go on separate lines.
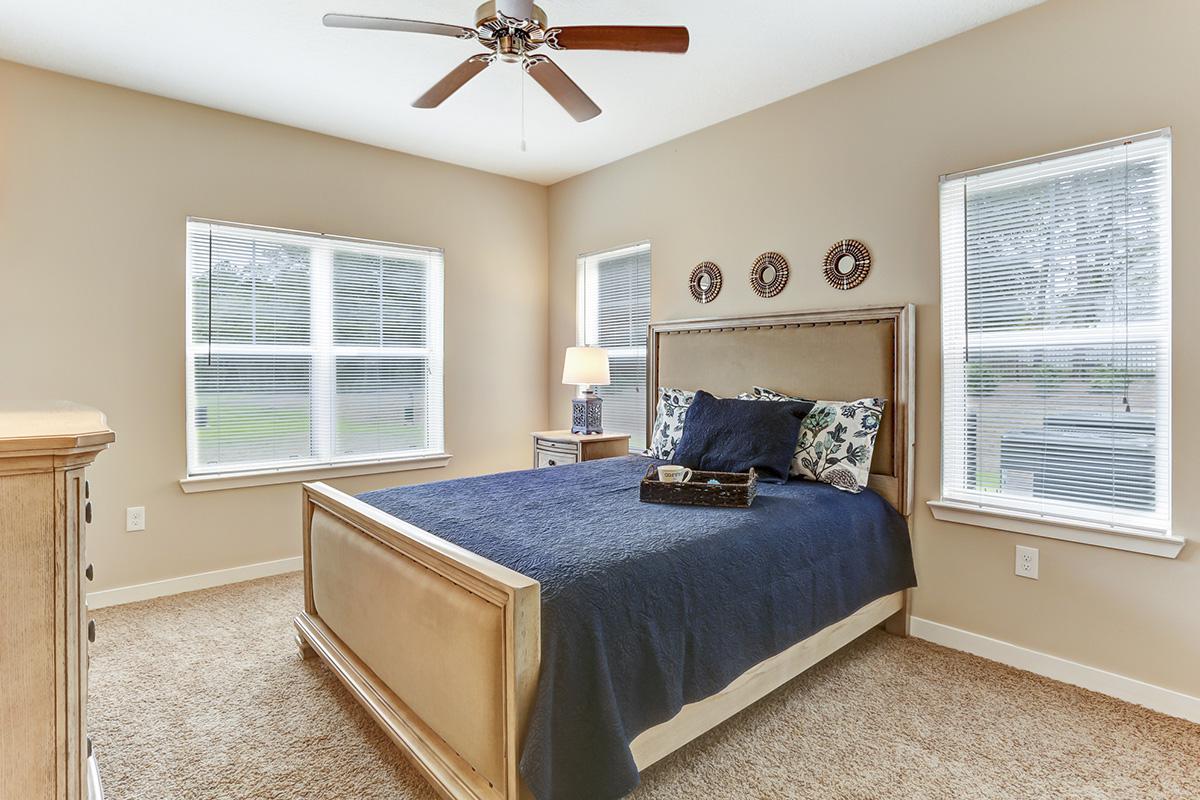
536, 448, 578, 468
535, 439, 577, 455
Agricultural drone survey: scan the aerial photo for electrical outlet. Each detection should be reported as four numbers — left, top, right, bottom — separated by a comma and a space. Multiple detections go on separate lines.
126, 506, 146, 532
1015, 545, 1038, 579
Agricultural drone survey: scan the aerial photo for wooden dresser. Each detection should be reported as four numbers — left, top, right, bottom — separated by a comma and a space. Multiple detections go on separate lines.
0, 403, 114, 800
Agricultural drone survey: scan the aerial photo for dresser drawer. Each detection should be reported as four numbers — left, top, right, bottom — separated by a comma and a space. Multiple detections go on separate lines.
536, 448, 578, 468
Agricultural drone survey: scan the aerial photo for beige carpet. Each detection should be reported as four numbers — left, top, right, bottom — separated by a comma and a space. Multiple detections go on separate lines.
89, 573, 1200, 799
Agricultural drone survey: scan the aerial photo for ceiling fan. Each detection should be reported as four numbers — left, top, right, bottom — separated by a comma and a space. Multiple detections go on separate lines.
323, 1, 689, 122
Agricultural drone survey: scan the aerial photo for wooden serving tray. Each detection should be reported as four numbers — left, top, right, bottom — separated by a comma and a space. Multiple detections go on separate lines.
639, 464, 758, 508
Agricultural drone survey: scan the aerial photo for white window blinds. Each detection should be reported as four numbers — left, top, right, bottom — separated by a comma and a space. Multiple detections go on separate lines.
939, 130, 1171, 536
577, 242, 651, 451
185, 219, 444, 477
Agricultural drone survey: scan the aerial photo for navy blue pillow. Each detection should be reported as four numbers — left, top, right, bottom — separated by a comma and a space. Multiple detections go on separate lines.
672, 391, 814, 483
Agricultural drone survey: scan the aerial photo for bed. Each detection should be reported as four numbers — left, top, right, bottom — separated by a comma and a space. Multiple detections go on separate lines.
293, 305, 916, 800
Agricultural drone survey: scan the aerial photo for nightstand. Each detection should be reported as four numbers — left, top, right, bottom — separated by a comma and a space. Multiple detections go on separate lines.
531, 430, 631, 468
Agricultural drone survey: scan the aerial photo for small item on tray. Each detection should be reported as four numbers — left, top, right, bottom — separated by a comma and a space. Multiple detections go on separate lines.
656, 465, 693, 483
640, 464, 758, 508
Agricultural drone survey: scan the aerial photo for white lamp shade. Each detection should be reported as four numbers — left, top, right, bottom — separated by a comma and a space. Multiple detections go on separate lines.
562, 346, 610, 386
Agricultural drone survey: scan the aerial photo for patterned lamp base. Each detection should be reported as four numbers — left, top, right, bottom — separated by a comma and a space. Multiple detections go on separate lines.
571, 391, 603, 435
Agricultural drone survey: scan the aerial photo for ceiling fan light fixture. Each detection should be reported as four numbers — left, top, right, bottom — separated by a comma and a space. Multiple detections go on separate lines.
475, 2, 547, 31
495, 33, 525, 63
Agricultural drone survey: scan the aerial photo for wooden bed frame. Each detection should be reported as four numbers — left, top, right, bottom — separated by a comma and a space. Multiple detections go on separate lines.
294, 305, 915, 800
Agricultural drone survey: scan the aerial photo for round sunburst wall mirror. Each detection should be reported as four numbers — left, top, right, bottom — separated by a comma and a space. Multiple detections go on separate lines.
689, 262, 722, 303
823, 239, 872, 290
749, 252, 789, 298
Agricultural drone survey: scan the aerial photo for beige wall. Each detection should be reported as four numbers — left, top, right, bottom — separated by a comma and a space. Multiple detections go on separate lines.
2, 0, 1196, 700
547, 0, 1200, 696
0, 60, 548, 593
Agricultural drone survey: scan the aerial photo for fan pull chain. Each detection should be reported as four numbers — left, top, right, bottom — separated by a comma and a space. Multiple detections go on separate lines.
520, 61, 527, 152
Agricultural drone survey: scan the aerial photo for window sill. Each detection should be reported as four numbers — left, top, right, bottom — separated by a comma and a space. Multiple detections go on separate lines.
179, 453, 454, 494
927, 500, 1185, 558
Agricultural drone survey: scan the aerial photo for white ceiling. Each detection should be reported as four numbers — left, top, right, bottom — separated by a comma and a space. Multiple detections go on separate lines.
0, 0, 1042, 184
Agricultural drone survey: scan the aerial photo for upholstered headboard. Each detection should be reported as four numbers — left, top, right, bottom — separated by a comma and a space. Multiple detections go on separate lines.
646, 305, 915, 515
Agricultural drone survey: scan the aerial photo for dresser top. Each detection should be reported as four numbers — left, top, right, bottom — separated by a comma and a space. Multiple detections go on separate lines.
0, 402, 115, 453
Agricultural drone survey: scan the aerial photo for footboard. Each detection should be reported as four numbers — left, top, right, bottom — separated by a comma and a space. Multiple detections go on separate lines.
294, 482, 540, 800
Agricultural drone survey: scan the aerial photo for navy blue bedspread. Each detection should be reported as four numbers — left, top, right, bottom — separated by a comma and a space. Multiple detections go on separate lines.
358, 455, 916, 800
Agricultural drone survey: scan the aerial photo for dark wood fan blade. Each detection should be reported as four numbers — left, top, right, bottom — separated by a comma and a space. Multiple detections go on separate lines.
413, 55, 494, 109
544, 26, 689, 53
524, 56, 601, 122
323, 14, 476, 39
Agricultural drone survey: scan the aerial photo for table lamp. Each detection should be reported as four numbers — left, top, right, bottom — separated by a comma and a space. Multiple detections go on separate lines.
562, 346, 610, 434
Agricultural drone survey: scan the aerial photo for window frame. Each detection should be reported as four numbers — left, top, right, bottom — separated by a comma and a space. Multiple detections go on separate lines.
181, 217, 447, 489
576, 240, 651, 453
929, 131, 1181, 558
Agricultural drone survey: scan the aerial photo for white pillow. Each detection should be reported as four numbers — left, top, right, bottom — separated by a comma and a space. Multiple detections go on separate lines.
647, 388, 696, 459
753, 387, 885, 493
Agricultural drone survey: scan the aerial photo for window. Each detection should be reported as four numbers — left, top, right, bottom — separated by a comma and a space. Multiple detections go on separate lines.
577, 242, 651, 451
934, 130, 1174, 553
185, 219, 444, 478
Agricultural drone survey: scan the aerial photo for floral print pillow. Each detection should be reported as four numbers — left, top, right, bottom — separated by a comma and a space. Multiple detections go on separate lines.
753, 387, 885, 493
647, 388, 696, 459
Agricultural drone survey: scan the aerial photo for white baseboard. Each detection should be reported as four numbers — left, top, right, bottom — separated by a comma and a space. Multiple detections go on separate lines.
910, 616, 1200, 725
87, 556, 302, 609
